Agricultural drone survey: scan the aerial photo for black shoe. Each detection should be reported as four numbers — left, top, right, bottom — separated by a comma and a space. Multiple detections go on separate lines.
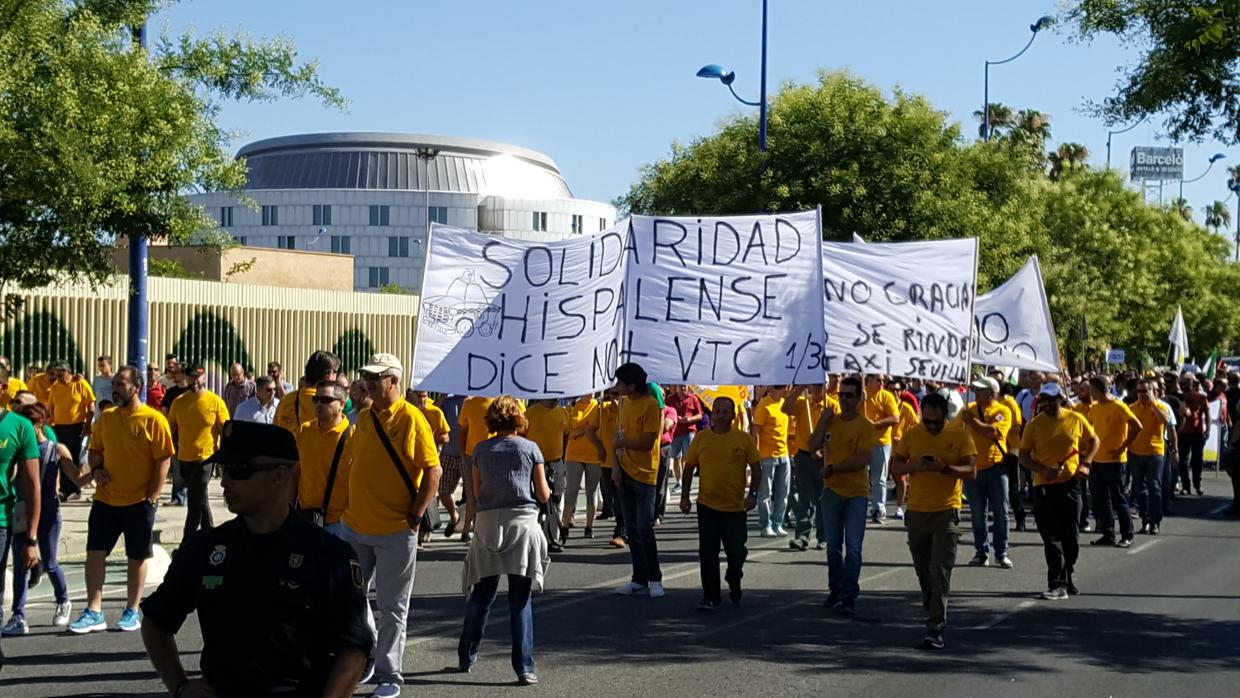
444, 518, 458, 538
1149, 523, 1160, 535
1067, 581, 1080, 596
1196, 488, 1204, 496
837, 601, 856, 617
1181, 487, 1192, 495
729, 580, 743, 605
584, 527, 594, 539
1138, 522, 1150, 535
1115, 538, 1133, 548
823, 592, 839, 609
597, 512, 611, 520
549, 542, 563, 553
1089, 536, 1116, 546
697, 598, 722, 612
921, 627, 945, 650
1014, 521, 1027, 532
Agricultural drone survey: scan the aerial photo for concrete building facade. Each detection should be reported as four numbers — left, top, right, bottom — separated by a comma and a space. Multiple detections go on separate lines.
187, 132, 616, 292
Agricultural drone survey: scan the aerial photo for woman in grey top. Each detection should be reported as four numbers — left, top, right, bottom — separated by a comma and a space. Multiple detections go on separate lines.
459, 395, 551, 686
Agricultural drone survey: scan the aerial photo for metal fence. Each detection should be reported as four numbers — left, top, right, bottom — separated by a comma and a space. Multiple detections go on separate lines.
1, 277, 420, 392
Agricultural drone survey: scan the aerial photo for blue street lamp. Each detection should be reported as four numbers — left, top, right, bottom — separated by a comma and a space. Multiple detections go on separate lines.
129, 23, 149, 398
1179, 152, 1226, 199
982, 15, 1054, 142
696, 0, 769, 160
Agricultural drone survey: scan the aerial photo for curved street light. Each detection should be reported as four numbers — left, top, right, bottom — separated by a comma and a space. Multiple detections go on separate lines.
982, 15, 1054, 142
696, 0, 769, 168
1104, 117, 1148, 168
1179, 152, 1226, 199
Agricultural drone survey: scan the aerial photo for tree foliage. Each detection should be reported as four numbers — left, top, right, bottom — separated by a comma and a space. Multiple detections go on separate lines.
1066, 0, 1240, 144
0, 0, 342, 311
618, 70, 1240, 364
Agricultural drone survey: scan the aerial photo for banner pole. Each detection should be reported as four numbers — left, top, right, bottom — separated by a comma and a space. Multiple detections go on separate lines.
964, 237, 980, 383
410, 222, 438, 389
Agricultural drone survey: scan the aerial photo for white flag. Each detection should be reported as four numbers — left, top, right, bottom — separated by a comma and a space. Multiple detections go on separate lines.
973, 255, 1061, 373
1169, 305, 1190, 366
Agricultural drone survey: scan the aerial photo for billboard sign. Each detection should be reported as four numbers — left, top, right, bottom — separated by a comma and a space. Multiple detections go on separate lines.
1130, 146, 1184, 181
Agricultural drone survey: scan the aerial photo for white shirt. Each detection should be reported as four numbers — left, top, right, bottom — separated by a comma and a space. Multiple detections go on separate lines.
234, 396, 280, 425
91, 374, 113, 408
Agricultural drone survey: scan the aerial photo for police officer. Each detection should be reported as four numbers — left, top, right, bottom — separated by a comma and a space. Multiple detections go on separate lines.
141, 421, 372, 697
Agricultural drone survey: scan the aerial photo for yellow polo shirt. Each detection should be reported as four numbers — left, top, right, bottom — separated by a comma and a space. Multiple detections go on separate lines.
295, 418, 353, 524
598, 399, 619, 468
419, 401, 450, 443
686, 428, 761, 512
28, 373, 52, 404
956, 400, 1012, 470
168, 390, 230, 461
619, 394, 661, 485
458, 396, 494, 457
344, 399, 440, 535
1020, 410, 1097, 486
1001, 394, 1023, 450
823, 414, 877, 499
525, 403, 569, 463
787, 394, 837, 454
0, 377, 28, 409
1088, 398, 1139, 463
752, 396, 790, 458
863, 388, 900, 445
1129, 400, 1168, 457
90, 404, 174, 506
894, 422, 977, 512
565, 398, 602, 464
275, 387, 317, 434
48, 379, 95, 425
894, 400, 919, 442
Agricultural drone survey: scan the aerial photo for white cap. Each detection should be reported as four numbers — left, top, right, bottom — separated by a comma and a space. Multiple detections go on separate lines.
1038, 382, 1063, 398
359, 353, 403, 378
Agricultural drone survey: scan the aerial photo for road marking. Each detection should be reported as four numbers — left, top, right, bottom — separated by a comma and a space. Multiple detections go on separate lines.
1127, 538, 1164, 555
968, 599, 1038, 631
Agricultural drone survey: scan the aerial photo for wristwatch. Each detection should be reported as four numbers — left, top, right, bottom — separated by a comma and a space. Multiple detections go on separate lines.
747, 489, 759, 499
25, 538, 38, 547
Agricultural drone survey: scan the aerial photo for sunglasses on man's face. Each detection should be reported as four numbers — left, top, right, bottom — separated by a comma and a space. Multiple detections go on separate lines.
361, 371, 391, 382
312, 396, 341, 405
839, 392, 859, 400
221, 462, 287, 481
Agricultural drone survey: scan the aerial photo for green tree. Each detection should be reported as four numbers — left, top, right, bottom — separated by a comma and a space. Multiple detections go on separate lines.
972, 102, 1016, 139
1010, 109, 1054, 149
378, 283, 414, 295
149, 258, 203, 279
1205, 200, 1232, 232
0, 0, 343, 313
620, 69, 1240, 360
1170, 197, 1194, 222
1065, 0, 1240, 144
1048, 142, 1091, 180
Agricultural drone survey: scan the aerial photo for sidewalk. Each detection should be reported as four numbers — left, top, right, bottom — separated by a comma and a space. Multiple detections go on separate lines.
2, 480, 233, 615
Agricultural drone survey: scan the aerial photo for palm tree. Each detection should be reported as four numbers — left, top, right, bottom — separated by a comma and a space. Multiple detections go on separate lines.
1170, 197, 1194, 222
1010, 109, 1053, 150
1205, 200, 1232, 232
1048, 142, 1090, 180
973, 102, 1015, 140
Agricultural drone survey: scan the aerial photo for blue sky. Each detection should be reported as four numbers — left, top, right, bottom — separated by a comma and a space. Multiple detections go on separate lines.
157, 1, 1235, 223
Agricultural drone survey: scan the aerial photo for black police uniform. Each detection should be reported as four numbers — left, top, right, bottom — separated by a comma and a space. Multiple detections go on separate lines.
141, 511, 372, 696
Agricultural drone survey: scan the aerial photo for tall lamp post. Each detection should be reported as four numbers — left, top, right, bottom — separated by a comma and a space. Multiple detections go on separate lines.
1179, 152, 1226, 199
1230, 176, 1240, 261
128, 23, 149, 396
696, 0, 769, 172
1105, 117, 1147, 169
982, 15, 1054, 142
415, 147, 439, 278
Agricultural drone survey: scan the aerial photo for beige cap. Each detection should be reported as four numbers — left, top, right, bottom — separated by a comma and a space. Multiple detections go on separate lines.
359, 353, 403, 377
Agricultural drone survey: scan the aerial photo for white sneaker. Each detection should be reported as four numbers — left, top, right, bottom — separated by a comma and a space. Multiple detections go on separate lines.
760, 526, 776, 538
53, 601, 72, 627
648, 581, 666, 598
773, 526, 788, 537
615, 581, 649, 596
894, 507, 905, 520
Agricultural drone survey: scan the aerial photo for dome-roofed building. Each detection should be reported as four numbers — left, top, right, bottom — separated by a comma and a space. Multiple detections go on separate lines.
187, 132, 616, 292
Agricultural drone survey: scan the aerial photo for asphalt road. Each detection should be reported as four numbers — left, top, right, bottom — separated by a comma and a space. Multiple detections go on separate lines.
3, 473, 1238, 697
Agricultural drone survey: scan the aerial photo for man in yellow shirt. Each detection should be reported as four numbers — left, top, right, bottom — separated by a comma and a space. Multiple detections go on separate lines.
612, 363, 665, 598
957, 377, 1014, 569
1129, 379, 1170, 534
75, 366, 174, 634
1085, 376, 1143, 547
807, 376, 876, 616
295, 381, 354, 538
28, 368, 52, 404
591, 390, 624, 547
457, 395, 495, 543
988, 370, 1029, 532
47, 362, 96, 501
862, 374, 900, 523
274, 351, 339, 434
0, 355, 27, 409
562, 395, 605, 541
679, 397, 762, 610
783, 384, 838, 551
892, 393, 977, 650
887, 378, 920, 520
1019, 382, 1099, 600
341, 353, 440, 695
167, 360, 229, 543
408, 390, 450, 547
526, 398, 570, 551
751, 385, 791, 538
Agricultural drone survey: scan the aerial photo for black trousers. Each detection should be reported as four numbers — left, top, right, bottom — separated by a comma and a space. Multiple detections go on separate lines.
1004, 454, 1026, 525
180, 460, 214, 542
1033, 480, 1082, 591
1178, 433, 1205, 491
697, 503, 747, 604
53, 423, 87, 498
600, 469, 624, 538
1090, 462, 1133, 540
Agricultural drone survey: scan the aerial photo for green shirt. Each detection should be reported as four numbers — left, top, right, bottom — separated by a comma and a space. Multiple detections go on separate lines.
0, 409, 40, 527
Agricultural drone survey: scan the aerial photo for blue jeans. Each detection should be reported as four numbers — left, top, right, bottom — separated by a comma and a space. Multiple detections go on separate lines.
10, 507, 70, 618
1161, 451, 1177, 511
1129, 454, 1164, 525
869, 443, 892, 515
458, 574, 534, 676
820, 487, 868, 603
964, 466, 1009, 557
793, 451, 825, 543
758, 456, 791, 529
618, 469, 661, 584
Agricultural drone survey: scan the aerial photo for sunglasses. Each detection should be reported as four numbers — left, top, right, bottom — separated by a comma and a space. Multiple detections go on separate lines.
839, 392, 859, 400
220, 462, 289, 480
312, 396, 341, 405
360, 371, 394, 381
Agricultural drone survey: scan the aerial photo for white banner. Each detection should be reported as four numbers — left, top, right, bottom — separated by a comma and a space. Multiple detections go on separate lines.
973, 255, 1061, 373
624, 210, 826, 386
822, 238, 978, 383
412, 224, 628, 397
